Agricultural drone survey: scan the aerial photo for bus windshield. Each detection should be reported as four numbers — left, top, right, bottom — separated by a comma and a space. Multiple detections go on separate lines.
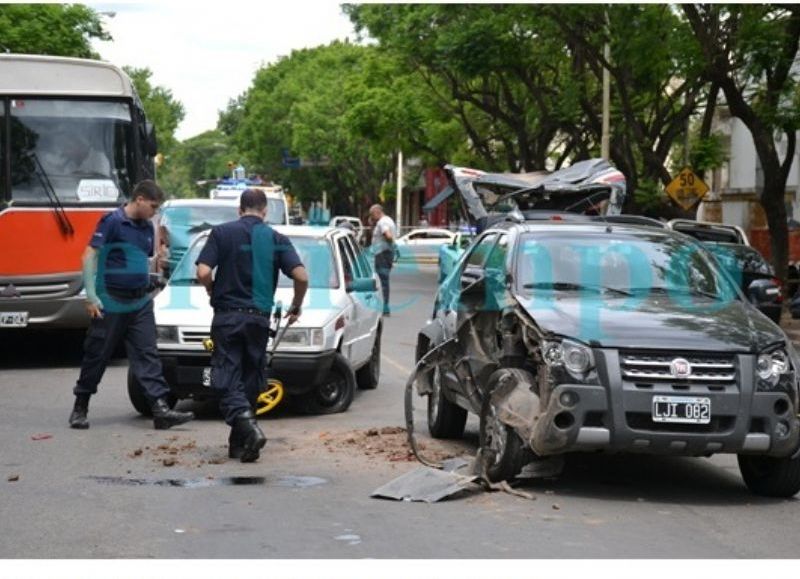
9, 99, 134, 204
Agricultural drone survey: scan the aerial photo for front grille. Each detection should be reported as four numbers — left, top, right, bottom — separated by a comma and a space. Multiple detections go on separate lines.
626, 412, 735, 434
619, 350, 737, 387
180, 329, 209, 345
0, 276, 80, 300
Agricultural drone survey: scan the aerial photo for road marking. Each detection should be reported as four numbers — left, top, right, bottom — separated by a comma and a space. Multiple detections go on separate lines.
382, 353, 411, 374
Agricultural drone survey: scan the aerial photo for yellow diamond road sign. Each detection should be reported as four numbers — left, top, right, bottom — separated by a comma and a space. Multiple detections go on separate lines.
665, 167, 710, 211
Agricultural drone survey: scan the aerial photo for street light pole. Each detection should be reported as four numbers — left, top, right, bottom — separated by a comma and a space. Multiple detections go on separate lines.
601, 40, 610, 160
396, 150, 403, 227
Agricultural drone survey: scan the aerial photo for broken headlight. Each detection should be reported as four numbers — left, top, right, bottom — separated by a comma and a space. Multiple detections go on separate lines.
756, 346, 794, 391
542, 338, 596, 382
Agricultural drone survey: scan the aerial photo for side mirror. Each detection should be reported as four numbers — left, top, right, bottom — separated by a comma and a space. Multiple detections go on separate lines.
748, 278, 781, 305
145, 122, 158, 156
346, 277, 377, 293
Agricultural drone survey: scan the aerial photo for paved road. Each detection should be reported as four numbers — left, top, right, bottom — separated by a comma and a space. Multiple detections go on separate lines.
1, 262, 798, 558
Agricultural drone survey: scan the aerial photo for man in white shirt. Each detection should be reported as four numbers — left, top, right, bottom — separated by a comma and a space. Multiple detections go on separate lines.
369, 204, 396, 316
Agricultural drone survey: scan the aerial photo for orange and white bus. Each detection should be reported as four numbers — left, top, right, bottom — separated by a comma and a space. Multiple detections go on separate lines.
0, 54, 158, 329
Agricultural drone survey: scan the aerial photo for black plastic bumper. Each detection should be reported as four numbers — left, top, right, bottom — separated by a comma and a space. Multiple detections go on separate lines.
158, 348, 338, 399
530, 351, 800, 458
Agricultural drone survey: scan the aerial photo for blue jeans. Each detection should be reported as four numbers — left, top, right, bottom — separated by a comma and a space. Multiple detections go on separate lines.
374, 250, 393, 313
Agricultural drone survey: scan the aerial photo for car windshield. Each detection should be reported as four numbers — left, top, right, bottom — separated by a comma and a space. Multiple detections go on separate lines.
277, 237, 338, 288
516, 232, 738, 300
161, 204, 239, 233
169, 234, 338, 289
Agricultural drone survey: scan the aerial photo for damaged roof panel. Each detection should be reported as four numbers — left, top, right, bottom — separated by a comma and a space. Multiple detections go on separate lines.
430, 158, 627, 230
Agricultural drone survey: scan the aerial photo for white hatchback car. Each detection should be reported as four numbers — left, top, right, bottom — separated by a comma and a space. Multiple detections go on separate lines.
128, 226, 384, 415
395, 227, 456, 263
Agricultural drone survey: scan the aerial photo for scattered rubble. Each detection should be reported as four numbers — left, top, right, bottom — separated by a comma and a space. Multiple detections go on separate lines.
8, 474, 20, 482
30, 433, 53, 441
125, 436, 219, 468
319, 427, 466, 464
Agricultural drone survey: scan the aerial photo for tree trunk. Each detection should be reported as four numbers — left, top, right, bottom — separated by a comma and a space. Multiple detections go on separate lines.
762, 179, 790, 283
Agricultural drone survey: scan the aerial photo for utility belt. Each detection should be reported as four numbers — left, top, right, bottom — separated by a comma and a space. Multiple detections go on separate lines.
105, 286, 149, 300
216, 307, 271, 317
103, 275, 165, 300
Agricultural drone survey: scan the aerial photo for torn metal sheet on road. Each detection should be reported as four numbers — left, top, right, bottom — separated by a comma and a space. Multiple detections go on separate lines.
371, 467, 480, 503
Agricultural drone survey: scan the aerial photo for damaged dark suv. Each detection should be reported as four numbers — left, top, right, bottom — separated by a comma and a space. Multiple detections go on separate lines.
415, 220, 800, 497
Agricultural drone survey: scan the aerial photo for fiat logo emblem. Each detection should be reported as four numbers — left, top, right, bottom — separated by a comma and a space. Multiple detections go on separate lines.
670, 358, 692, 378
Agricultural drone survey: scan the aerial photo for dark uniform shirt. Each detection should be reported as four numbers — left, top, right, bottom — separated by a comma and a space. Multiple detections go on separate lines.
196, 216, 302, 312
90, 206, 154, 290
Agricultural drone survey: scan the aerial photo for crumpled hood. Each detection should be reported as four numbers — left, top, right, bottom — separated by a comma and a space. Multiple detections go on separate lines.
514, 293, 786, 352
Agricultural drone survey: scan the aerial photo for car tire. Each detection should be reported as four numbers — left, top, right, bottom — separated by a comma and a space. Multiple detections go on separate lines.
479, 394, 526, 483
127, 368, 177, 417
299, 352, 355, 415
356, 326, 381, 390
427, 365, 467, 439
738, 453, 800, 498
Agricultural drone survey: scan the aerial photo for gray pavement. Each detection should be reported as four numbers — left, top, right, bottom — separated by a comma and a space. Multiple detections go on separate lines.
1, 262, 799, 558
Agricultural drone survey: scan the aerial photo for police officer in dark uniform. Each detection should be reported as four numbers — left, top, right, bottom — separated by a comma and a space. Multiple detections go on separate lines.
196, 189, 308, 463
68, 180, 195, 430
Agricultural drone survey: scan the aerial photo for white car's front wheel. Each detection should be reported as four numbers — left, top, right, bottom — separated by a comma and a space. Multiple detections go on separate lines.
297, 353, 355, 415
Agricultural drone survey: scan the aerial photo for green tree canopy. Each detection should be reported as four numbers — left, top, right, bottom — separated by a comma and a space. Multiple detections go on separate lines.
233, 40, 454, 214
346, 4, 709, 216
0, 3, 109, 57
158, 130, 242, 198
124, 66, 185, 156
684, 4, 800, 281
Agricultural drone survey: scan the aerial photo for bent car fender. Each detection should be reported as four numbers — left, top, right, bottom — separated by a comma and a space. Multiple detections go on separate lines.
414, 329, 458, 397
489, 368, 541, 445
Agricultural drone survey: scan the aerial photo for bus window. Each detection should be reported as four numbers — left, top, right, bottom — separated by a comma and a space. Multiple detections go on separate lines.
9, 100, 134, 204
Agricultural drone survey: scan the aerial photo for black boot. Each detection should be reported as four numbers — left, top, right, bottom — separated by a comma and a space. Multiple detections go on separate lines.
69, 394, 90, 429
151, 398, 194, 430
232, 410, 266, 463
228, 427, 244, 459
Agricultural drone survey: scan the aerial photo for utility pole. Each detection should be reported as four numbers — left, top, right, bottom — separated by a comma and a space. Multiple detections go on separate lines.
601, 33, 610, 160
396, 150, 403, 227
685, 91, 691, 167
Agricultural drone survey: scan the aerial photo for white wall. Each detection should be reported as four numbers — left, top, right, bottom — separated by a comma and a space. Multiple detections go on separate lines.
727, 118, 800, 193
727, 117, 758, 191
